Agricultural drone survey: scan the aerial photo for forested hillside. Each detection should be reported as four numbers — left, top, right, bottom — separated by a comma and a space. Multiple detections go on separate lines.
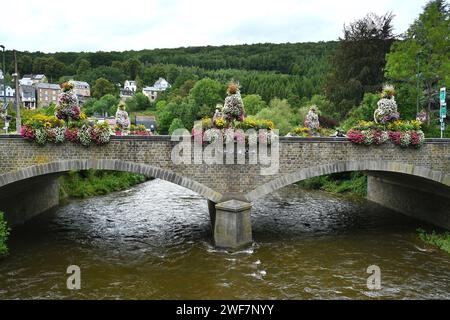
4, 41, 337, 102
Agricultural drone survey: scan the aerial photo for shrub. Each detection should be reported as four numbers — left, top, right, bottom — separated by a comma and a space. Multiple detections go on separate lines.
0, 212, 10, 256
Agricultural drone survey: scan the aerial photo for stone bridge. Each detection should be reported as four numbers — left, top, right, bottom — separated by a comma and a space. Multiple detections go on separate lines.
1, 135, 449, 248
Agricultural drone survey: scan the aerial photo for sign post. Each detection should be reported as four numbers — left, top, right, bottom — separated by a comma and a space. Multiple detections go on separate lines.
440, 87, 446, 138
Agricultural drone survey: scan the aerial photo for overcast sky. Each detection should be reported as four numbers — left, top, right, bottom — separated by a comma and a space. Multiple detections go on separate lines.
1, 0, 427, 53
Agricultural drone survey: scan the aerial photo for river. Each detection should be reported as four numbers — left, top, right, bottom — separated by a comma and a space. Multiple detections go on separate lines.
0, 179, 449, 299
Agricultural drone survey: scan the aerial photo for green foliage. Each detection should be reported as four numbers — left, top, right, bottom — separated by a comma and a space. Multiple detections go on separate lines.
297, 172, 367, 197
304, 95, 336, 118
0, 211, 10, 256
385, 0, 450, 121
341, 93, 380, 131
168, 118, 186, 134
417, 229, 450, 254
243, 94, 267, 115
92, 77, 117, 99
125, 92, 151, 112
83, 94, 119, 116
59, 170, 148, 199
189, 78, 225, 115
325, 13, 395, 118
254, 98, 296, 135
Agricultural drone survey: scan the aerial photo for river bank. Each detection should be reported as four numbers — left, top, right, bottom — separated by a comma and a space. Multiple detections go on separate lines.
59, 170, 149, 200
297, 172, 367, 198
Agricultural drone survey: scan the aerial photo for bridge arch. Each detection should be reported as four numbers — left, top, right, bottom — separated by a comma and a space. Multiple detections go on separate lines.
0, 159, 223, 203
245, 160, 450, 202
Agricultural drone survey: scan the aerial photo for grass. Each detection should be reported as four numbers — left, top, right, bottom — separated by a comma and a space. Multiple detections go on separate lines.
0, 211, 10, 256
297, 172, 367, 198
59, 170, 149, 199
417, 229, 450, 254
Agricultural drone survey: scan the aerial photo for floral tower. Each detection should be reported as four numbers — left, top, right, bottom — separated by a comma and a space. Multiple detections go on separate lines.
374, 84, 399, 125
55, 82, 81, 121
222, 83, 245, 125
115, 102, 131, 134
304, 106, 320, 131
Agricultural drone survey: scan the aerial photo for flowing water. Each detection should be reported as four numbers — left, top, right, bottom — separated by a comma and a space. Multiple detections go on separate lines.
0, 179, 449, 299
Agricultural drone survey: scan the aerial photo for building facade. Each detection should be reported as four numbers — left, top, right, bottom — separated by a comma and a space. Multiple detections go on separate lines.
142, 77, 171, 103
0, 85, 15, 106
20, 85, 36, 109
68, 80, 90, 105
19, 74, 47, 86
36, 83, 61, 108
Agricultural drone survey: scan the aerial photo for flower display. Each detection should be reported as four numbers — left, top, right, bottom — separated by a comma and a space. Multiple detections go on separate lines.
115, 103, 131, 133
222, 83, 245, 123
304, 106, 320, 130
55, 82, 80, 121
374, 84, 400, 125
21, 113, 112, 146
289, 127, 312, 137
416, 110, 428, 123
129, 124, 151, 136
348, 119, 424, 148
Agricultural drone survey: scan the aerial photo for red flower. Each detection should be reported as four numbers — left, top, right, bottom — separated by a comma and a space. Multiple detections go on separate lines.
347, 130, 365, 144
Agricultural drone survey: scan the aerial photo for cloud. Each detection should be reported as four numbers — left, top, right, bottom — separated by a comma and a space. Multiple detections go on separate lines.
0, 0, 427, 52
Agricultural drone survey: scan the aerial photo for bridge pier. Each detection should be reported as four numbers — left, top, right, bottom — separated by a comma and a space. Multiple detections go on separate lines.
208, 199, 253, 249
367, 173, 450, 230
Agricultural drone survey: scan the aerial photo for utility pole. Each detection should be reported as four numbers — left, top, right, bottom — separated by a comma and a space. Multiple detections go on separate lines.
416, 53, 420, 116
0, 45, 6, 113
13, 50, 21, 133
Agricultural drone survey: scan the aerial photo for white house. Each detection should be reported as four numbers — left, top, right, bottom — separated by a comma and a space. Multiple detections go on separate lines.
154, 77, 171, 90
0, 85, 15, 103
124, 80, 137, 92
19, 74, 47, 86
142, 78, 171, 102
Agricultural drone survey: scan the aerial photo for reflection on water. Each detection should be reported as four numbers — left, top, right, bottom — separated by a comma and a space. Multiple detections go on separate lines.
0, 179, 449, 299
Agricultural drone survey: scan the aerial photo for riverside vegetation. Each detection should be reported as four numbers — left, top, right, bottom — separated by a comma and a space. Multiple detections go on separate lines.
59, 170, 148, 199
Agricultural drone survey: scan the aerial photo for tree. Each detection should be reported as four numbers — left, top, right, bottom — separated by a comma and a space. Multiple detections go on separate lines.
254, 98, 296, 135
385, 0, 450, 121
92, 77, 117, 99
325, 12, 395, 118
18, 55, 33, 74
169, 118, 185, 134
76, 59, 91, 76
125, 92, 151, 111
92, 94, 119, 116
189, 78, 225, 117
125, 58, 142, 79
243, 94, 267, 115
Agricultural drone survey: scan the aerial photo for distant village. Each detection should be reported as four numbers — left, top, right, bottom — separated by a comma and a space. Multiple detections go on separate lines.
0, 68, 170, 110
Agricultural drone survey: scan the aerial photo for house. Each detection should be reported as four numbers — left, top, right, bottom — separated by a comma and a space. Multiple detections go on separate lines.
36, 83, 61, 108
124, 80, 137, 92
142, 77, 171, 102
19, 74, 47, 86
0, 85, 15, 104
154, 77, 171, 90
20, 85, 36, 109
120, 80, 137, 101
68, 80, 90, 105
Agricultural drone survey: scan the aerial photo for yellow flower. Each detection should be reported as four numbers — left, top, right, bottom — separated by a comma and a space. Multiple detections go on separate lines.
79, 112, 87, 120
